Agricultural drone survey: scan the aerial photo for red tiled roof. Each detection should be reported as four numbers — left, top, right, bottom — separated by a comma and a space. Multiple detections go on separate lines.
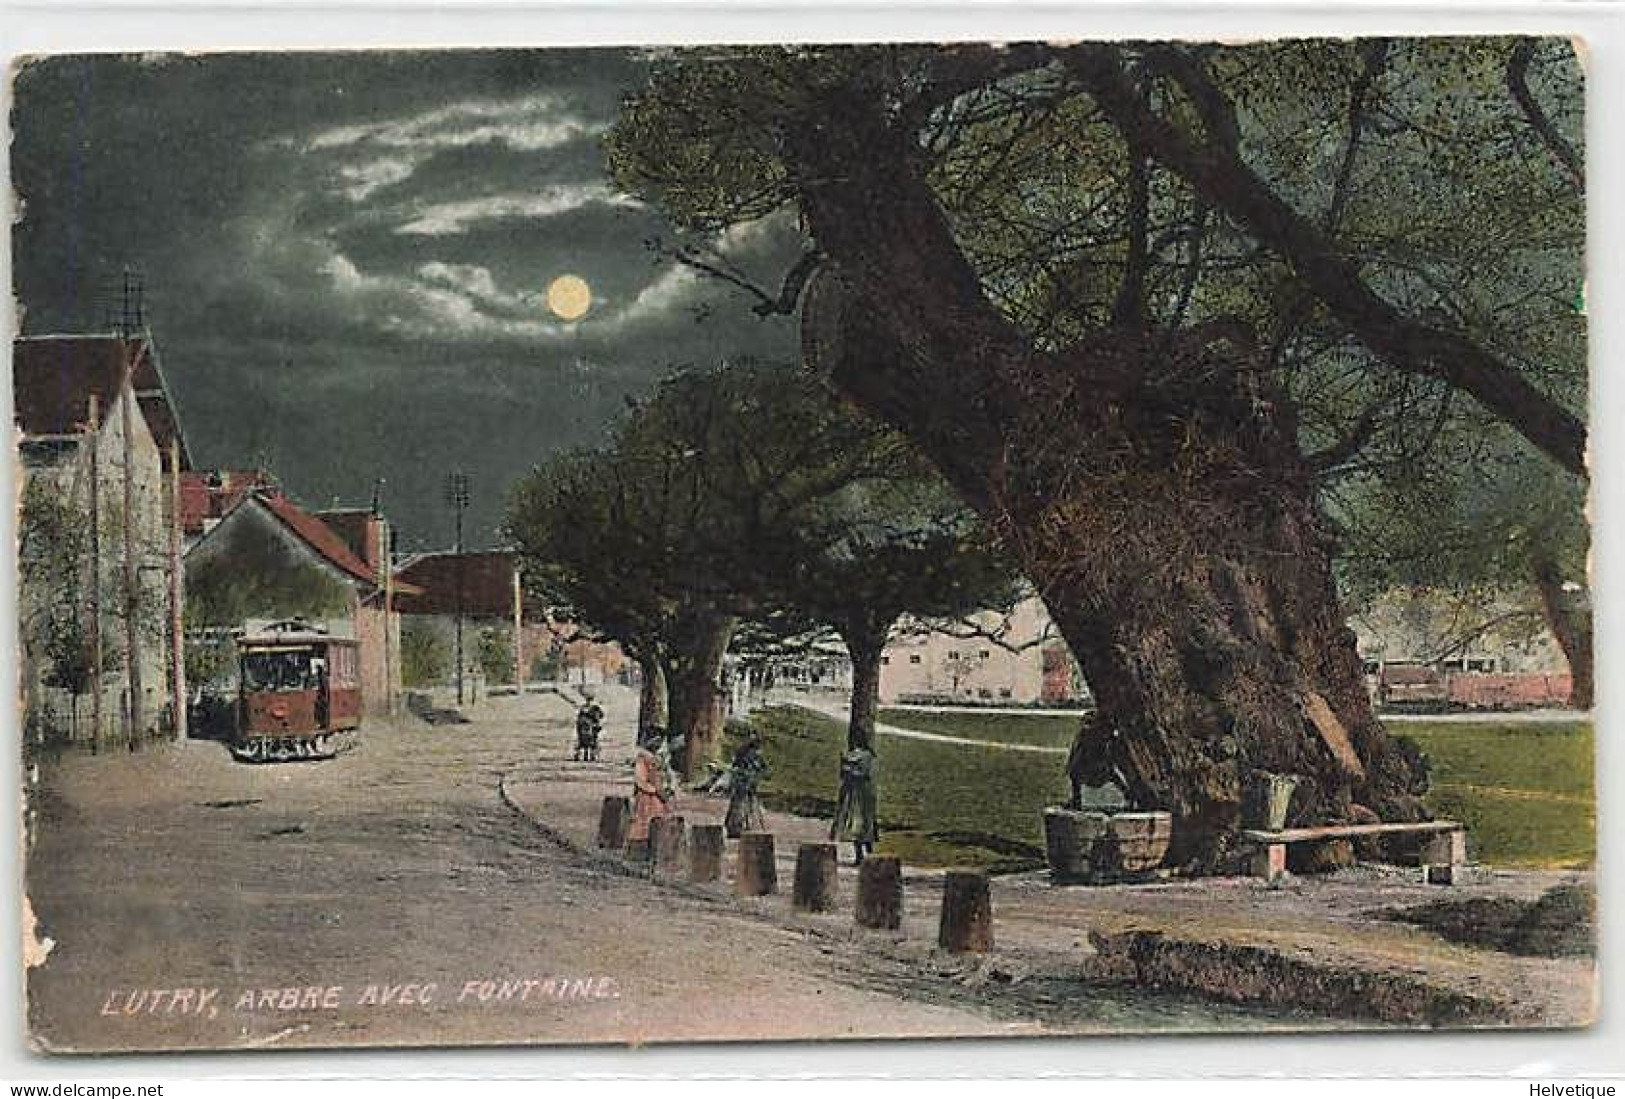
392, 550, 524, 618
13, 336, 127, 436
14, 335, 191, 467
258, 492, 381, 588
179, 470, 281, 535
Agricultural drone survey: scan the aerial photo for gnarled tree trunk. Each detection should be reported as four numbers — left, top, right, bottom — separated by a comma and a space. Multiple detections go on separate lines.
665, 608, 737, 781
791, 89, 1426, 870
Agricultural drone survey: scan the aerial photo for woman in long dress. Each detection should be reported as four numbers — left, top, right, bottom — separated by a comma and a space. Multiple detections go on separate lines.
628, 725, 672, 857
831, 745, 878, 865
724, 733, 768, 838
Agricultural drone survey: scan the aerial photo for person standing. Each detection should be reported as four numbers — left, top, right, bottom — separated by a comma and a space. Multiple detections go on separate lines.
724, 732, 769, 838
627, 725, 672, 858
831, 745, 878, 865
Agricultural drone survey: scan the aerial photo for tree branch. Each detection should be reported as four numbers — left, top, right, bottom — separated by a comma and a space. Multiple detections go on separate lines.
1308, 398, 1389, 474
1062, 42, 1589, 478
1507, 40, 1585, 193
1112, 151, 1151, 329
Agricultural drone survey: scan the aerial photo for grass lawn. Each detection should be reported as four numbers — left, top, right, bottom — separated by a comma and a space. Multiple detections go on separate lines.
736, 706, 1068, 872
1389, 719, 1594, 869
748, 706, 1594, 871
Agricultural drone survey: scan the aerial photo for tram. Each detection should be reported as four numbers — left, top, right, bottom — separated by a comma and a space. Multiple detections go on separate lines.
232, 620, 360, 763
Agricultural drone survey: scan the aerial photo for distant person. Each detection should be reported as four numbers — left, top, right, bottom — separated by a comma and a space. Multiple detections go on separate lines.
627, 725, 673, 857
724, 732, 769, 838
831, 745, 879, 865
574, 700, 603, 762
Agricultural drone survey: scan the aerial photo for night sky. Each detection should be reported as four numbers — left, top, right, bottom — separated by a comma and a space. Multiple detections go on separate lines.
10, 49, 801, 550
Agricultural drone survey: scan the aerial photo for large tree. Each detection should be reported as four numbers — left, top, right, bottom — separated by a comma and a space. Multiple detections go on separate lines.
606, 39, 1586, 866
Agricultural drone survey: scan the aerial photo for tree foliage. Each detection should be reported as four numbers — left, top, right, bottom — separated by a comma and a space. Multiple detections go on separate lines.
19, 478, 97, 695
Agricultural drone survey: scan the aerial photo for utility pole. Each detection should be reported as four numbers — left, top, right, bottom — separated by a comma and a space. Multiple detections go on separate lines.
167, 437, 186, 741
120, 353, 142, 741
444, 471, 470, 706
117, 279, 144, 743
371, 478, 396, 716
87, 394, 103, 751
511, 560, 524, 695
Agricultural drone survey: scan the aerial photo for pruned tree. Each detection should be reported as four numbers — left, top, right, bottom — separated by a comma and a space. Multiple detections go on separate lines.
752, 474, 1022, 752
508, 360, 904, 777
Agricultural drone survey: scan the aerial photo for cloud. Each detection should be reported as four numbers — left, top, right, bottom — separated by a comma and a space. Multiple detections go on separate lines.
299, 92, 610, 206
306, 92, 603, 154
319, 251, 573, 341
598, 263, 698, 330
337, 156, 418, 201
396, 183, 640, 236
417, 260, 546, 316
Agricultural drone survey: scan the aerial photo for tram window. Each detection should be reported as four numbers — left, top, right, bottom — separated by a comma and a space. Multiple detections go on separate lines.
242, 651, 319, 691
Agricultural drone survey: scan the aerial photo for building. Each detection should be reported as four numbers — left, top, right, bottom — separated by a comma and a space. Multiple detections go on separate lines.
390, 550, 630, 693
1350, 587, 1577, 709
741, 596, 1088, 708
14, 333, 190, 746
178, 469, 281, 548
182, 489, 409, 717
386, 549, 627, 695
879, 597, 1083, 706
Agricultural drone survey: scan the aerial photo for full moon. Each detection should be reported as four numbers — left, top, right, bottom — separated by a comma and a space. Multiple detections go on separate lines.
546, 274, 592, 321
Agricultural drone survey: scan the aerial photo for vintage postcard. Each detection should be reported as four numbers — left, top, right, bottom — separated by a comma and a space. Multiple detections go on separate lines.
10, 39, 1593, 1053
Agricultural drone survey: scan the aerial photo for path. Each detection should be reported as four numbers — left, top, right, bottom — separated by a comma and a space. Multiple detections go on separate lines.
763, 693, 1068, 755
22, 690, 1021, 1052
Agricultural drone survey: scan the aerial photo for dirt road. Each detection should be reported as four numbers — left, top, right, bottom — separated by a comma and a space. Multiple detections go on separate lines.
23, 690, 1024, 1052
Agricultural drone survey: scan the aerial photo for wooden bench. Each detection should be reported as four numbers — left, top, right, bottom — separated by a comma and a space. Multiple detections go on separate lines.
1241, 820, 1467, 882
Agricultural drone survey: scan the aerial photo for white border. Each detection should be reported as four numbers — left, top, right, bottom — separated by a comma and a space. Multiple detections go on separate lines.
1, 0, 1621, 1081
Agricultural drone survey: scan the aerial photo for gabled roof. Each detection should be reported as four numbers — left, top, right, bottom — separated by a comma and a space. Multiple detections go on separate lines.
13, 334, 192, 467
258, 492, 382, 588
190, 490, 380, 589
13, 336, 126, 436
179, 469, 281, 536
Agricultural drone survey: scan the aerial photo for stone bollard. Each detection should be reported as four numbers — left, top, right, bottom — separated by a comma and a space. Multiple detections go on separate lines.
689, 824, 726, 883
856, 855, 904, 930
737, 831, 778, 896
792, 842, 839, 913
597, 796, 631, 850
938, 869, 994, 953
649, 815, 687, 877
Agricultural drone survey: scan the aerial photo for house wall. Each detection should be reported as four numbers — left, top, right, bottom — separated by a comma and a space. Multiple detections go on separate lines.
354, 597, 400, 716
185, 504, 356, 628
1349, 588, 1570, 674
19, 385, 175, 746
398, 616, 628, 690
878, 598, 1053, 705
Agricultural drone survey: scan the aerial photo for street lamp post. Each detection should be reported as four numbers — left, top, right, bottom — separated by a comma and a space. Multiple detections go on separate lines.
444, 471, 470, 706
